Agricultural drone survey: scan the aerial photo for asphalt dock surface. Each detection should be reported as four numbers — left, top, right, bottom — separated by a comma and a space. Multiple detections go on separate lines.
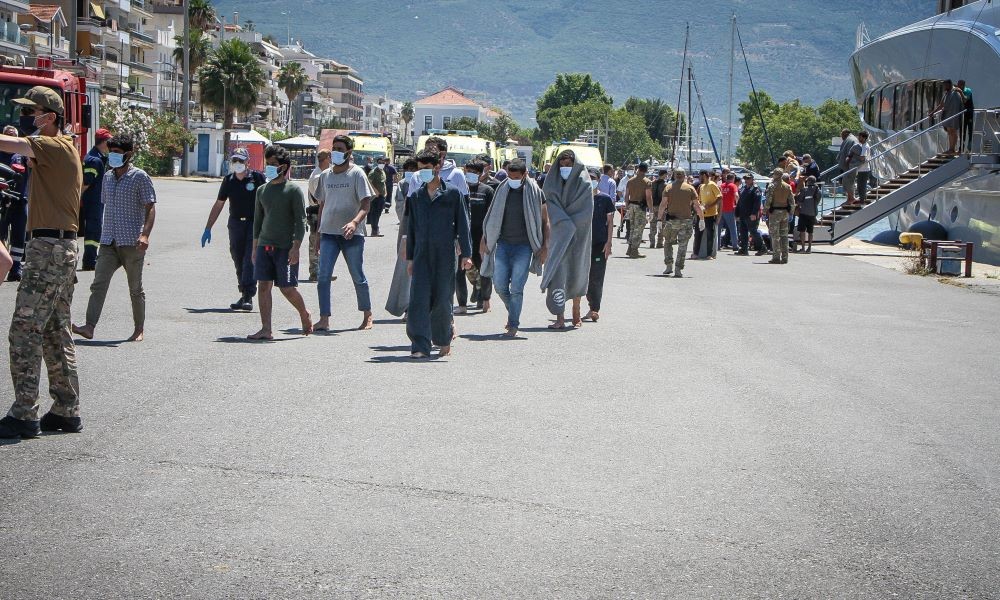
1, 179, 999, 598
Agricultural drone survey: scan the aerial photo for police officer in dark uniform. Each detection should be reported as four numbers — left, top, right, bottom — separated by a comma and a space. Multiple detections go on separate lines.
201, 147, 266, 311
0, 124, 29, 281
79, 128, 112, 270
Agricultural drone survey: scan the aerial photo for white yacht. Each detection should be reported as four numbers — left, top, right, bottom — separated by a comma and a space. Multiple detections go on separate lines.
829, 0, 1000, 263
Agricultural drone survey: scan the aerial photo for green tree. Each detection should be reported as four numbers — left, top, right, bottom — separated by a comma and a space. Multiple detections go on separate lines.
188, 0, 217, 31
449, 116, 493, 140
400, 101, 414, 145
173, 29, 211, 106
537, 99, 612, 142
536, 73, 613, 139
277, 62, 308, 132
491, 112, 521, 143
198, 39, 267, 154
607, 109, 663, 166
735, 91, 861, 173
623, 97, 686, 149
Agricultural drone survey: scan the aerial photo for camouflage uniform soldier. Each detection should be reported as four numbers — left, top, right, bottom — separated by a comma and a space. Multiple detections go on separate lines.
0, 86, 84, 439
657, 168, 705, 278
764, 168, 795, 264
623, 163, 652, 258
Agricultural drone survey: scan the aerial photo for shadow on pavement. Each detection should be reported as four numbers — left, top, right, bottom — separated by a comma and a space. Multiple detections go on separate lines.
370, 345, 411, 352
367, 355, 445, 364
459, 334, 523, 342
74, 339, 123, 348
373, 319, 404, 325
517, 326, 576, 333
214, 336, 302, 344
184, 307, 243, 315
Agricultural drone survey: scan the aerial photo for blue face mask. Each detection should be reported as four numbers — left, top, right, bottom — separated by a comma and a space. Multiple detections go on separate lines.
465, 172, 479, 185
265, 165, 279, 180
560, 166, 573, 180
330, 151, 346, 165
590, 180, 598, 190
418, 169, 435, 183
108, 152, 125, 168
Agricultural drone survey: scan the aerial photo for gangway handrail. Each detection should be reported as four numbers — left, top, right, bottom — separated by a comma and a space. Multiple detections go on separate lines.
829, 111, 964, 186
815, 109, 991, 238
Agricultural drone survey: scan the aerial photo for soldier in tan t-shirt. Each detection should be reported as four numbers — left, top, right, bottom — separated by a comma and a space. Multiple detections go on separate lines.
0, 86, 84, 439
657, 168, 705, 278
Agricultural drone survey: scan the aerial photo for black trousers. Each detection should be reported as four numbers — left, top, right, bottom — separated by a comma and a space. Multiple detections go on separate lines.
367, 196, 386, 233
228, 217, 256, 298
738, 216, 765, 253
586, 243, 608, 312
693, 215, 717, 257
407, 249, 456, 355
857, 172, 871, 203
455, 264, 468, 307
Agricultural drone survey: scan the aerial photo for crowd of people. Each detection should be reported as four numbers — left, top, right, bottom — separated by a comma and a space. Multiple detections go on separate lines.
0, 83, 882, 439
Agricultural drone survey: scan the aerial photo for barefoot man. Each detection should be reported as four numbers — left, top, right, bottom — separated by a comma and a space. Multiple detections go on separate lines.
73, 133, 156, 343
247, 145, 312, 340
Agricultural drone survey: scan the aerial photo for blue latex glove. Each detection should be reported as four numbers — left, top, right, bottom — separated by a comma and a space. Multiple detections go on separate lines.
201, 228, 211, 247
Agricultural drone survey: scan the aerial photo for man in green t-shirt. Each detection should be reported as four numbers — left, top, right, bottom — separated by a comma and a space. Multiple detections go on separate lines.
247, 145, 311, 340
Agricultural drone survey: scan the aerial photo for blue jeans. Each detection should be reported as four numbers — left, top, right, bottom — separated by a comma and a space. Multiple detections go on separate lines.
719, 211, 738, 250
317, 234, 371, 317
492, 241, 532, 329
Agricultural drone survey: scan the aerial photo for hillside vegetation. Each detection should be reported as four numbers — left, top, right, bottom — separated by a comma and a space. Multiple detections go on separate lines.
215, 0, 928, 126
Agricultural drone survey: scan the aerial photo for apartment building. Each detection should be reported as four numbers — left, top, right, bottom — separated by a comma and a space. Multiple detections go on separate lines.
413, 87, 496, 137
0, 0, 30, 65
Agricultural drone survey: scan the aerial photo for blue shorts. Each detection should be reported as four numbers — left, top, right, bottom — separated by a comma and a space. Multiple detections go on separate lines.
254, 245, 298, 288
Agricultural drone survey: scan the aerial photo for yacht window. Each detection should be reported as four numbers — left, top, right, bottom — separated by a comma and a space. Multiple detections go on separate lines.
878, 88, 894, 130
950, 206, 959, 223
929, 204, 938, 220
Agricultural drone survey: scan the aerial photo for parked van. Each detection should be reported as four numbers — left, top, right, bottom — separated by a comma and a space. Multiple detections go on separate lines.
348, 131, 394, 164
415, 129, 492, 168
541, 140, 604, 170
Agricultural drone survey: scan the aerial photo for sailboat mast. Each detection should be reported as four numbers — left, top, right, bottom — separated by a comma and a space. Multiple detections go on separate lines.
687, 65, 693, 168
670, 23, 690, 169
727, 13, 735, 166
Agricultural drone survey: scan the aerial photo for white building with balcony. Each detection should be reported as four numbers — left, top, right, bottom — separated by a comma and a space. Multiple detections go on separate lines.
0, 0, 30, 65
412, 87, 496, 138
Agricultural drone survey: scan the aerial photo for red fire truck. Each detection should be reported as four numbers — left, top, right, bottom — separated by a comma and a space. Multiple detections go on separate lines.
0, 56, 97, 156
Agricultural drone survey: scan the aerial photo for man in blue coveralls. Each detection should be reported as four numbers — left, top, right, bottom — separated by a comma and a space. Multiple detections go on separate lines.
79, 128, 112, 270
405, 149, 473, 359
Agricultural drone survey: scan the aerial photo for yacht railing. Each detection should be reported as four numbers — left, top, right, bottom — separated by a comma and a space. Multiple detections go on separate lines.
816, 111, 968, 227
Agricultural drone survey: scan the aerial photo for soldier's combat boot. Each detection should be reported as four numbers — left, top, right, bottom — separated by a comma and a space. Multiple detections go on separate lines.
0, 415, 41, 439
230, 296, 247, 311
39, 412, 83, 434
673, 270, 683, 278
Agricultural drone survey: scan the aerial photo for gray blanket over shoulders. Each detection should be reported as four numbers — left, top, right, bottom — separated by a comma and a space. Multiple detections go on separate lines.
480, 179, 545, 278
540, 160, 593, 308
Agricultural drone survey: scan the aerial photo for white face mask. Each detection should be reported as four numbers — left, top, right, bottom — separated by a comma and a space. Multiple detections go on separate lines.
331, 151, 347, 165
231, 162, 247, 174
507, 178, 523, 189
560, 166, 573, 180
376, 163, 384, 170
626, 171, 635, 177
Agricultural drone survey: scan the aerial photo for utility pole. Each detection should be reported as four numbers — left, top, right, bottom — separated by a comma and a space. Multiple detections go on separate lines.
68, 0, 77, 60
726, 13, 735, 167
181, 0, 191, 176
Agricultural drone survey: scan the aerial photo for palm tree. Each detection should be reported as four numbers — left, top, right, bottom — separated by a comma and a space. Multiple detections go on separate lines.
174, 29, 212, 117
198, 39, 266, 155
277, 62, 308, 133
188, 0, 217, 31
401, 101, 414, 146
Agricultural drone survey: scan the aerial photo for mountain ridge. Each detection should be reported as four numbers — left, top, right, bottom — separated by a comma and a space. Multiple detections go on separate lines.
212, 0, 929, 127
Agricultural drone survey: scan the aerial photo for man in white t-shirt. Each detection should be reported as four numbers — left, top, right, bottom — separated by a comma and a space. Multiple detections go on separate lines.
306, 149, 330, 281
314, 135, 376, 331
856, 131, 872, 204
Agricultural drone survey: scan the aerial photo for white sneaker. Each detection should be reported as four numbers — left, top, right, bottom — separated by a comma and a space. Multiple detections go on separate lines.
454, 306, 468, 315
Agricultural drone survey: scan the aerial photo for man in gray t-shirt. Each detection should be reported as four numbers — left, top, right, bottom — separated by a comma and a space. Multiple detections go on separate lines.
314, 134, 377, 332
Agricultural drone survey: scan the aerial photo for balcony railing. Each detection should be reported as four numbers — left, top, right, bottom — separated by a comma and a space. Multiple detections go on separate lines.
0, 21, 29, 47
127, 26, 154, 45
129, 60, 153, 75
